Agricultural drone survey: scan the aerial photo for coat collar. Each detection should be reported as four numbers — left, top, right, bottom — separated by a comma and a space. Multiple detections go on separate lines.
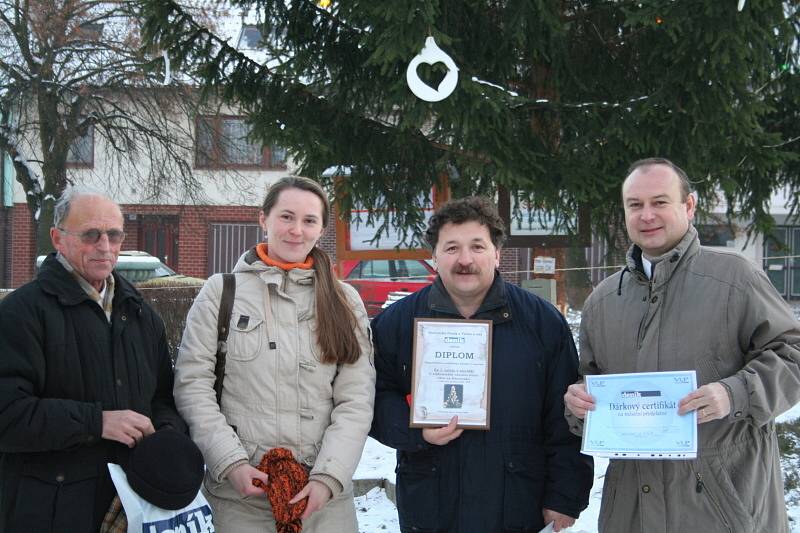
234, 246, 315, 286
427, 270, 512, 324
37, 252, 142, 307
625, 225, 700, 287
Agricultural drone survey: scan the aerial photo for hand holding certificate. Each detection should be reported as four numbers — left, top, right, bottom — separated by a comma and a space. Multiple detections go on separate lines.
410, 318, 492, 429
581, 371, 698, 459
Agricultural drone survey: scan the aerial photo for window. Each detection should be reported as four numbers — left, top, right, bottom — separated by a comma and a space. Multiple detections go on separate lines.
270, 145, 288, 167
359, 260, 391, 279
401, 260, 433, 280
696, 224, 735, 247
346, 260, 434, 281
237, 25, 263, 49
208, 223, 264, 275
76, 22, 104, 41
195, 116, 286, 169
66, 126, 94, 167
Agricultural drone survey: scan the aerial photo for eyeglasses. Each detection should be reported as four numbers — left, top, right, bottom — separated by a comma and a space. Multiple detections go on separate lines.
57, 227, 126, 244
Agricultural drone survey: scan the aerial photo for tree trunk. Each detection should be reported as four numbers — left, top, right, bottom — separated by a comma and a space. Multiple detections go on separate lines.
35, 84, 69, 256
35, 196, 55, 256
36, 162, 67, 256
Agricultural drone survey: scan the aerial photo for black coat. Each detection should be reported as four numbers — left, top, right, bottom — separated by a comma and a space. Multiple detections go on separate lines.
0, 255, 186, 533
370, 275, 593, 533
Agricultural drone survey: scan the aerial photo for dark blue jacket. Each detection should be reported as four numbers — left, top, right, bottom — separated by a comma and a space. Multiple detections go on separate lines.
370, 274, 593, 533
0, 254, 186, 533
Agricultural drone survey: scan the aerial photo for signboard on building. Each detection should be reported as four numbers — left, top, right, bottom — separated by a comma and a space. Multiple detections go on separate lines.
533, 256, 556, 275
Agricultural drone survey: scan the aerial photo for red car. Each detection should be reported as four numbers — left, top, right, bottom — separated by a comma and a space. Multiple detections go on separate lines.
338, 259, 436, 317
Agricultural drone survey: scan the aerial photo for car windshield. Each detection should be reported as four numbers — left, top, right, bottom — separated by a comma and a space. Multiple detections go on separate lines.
151, 265, 177, 278
36, 252, 182, 284
347, 259, 432, 281
115, 261, 176, 282
116, 267, 170, 283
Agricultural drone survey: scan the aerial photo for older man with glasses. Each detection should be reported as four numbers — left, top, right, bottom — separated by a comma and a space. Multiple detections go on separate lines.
0, 186, 186, 533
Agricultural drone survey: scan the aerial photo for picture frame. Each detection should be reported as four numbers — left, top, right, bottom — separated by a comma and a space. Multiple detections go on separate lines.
409, 318, 493, 430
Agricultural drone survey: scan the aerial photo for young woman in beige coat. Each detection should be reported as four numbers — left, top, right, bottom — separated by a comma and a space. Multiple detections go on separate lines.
175, 177, 376, 533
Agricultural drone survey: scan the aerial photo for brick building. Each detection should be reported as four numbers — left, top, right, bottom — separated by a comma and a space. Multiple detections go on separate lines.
2, 186, 522, 291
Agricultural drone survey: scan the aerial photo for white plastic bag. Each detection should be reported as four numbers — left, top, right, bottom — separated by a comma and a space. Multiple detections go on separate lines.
108, 463, 215, 533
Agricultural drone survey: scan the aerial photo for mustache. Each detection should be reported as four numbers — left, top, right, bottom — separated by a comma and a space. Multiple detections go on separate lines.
452, 266, 479, 275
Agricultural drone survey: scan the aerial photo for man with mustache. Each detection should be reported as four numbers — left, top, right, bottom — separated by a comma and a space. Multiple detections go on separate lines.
0, 186, 186, 532
370, 197, 593, 533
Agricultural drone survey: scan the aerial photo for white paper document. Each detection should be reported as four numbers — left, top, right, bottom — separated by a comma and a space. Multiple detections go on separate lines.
538, 521, 555, 533
410, 319, 492, 428
582, 371, 698, 459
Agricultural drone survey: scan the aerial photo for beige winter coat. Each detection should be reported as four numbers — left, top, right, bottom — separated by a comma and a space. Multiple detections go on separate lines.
568, 226, 800, 533
175, 249, 375, 533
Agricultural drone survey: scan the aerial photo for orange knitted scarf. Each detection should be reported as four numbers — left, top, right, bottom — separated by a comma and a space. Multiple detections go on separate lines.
253, 448, 310, 533
255, 243, 314, 270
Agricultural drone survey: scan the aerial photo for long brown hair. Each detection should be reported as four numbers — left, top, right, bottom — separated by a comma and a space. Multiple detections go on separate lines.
261, 176, 362, 365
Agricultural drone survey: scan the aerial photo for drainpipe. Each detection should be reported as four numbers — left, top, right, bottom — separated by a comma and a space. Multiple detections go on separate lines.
2, 151, 12, 207
1, 107, 15, 286
0, 150, 9, 287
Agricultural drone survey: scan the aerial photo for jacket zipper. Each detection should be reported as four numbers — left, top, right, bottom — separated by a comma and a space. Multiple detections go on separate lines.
694, 472, 732, 532
281, 270, 289, 293
636, 278, 654, 349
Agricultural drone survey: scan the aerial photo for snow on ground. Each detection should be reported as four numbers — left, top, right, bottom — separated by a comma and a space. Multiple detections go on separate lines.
354, 438, 400, 532
356, 487, 401, 533
354, 437, 396, 484
779, 402, 800, 424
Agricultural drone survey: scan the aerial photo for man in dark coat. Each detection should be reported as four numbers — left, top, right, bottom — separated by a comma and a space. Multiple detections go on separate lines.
370, 197, 593, 533
0, 187, 186, 533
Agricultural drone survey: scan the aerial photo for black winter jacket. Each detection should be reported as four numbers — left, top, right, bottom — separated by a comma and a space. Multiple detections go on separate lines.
370, 274, 593, 533
0, 254, 186, 533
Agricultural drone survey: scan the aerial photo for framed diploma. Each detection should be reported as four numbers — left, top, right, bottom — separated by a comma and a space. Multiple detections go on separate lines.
410, 318, 493, 430
582, 371, 698, 459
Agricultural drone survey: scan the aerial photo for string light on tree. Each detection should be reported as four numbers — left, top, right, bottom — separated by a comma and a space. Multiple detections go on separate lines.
318, 0, 331, 8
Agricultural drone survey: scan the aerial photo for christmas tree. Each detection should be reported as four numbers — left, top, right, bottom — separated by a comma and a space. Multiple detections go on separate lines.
141, 0, 799, 240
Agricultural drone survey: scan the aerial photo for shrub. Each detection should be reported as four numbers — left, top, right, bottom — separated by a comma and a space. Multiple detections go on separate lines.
778, 419, 800, 500
139, 285, 201, 363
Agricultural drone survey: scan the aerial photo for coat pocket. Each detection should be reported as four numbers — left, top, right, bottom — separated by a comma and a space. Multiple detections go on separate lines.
227, 315, 264, 362
695, 457, 755, 533
204, 438, 265, 501
395, 452, 440, 531
502, 453, 546, 531
10, 472, 96, 532
598, 460, 622, 531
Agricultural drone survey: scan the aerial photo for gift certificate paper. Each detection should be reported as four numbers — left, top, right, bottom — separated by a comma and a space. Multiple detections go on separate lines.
410, 318, 492, 429
582, 371, 697, 459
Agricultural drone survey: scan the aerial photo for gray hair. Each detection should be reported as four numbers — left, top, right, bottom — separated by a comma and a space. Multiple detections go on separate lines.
53, 186, 114, 228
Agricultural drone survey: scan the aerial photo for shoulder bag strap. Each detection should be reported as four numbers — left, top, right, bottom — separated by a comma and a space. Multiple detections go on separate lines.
213, 273, 236, 405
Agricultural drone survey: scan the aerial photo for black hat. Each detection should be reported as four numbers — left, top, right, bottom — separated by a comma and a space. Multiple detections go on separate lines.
125, 428, 204, 510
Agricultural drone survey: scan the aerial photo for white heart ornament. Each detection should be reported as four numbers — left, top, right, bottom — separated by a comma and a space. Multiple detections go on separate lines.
406, 36, 459, 102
